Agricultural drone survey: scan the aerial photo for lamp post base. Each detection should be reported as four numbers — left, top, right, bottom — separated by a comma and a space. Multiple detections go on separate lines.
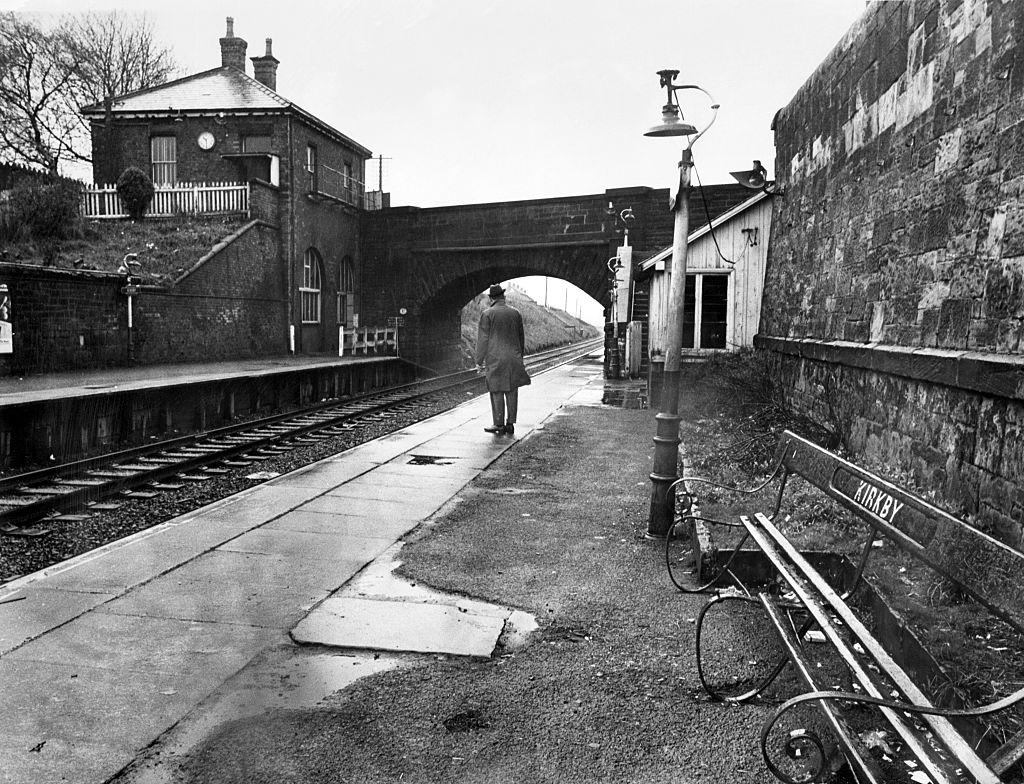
647, 408, 681, 538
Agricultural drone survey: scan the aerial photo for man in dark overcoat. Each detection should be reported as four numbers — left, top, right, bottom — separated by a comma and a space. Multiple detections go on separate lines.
475, 284, 530, 435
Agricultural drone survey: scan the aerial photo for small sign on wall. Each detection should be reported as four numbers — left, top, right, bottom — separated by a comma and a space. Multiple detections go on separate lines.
0, 284, 11, 354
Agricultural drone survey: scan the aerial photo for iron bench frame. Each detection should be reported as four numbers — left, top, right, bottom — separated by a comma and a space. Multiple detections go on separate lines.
667, 429, 1024, 784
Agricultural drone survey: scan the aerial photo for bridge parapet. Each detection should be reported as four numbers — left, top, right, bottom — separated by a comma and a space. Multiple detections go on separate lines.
358, 184, 751, 368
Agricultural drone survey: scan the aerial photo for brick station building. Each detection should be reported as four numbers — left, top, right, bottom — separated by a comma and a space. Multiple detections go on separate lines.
81, 17, 372, 355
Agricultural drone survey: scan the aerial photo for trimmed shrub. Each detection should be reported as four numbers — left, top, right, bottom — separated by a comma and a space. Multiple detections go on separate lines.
7, 178, 82, 240
116, 167, 154, 221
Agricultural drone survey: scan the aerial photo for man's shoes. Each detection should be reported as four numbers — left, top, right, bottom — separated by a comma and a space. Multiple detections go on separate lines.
504, 423, 515, 435
484, 425, 504, 434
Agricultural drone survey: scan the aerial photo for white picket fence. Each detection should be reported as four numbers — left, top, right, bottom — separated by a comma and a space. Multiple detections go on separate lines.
81, 182, 249, 219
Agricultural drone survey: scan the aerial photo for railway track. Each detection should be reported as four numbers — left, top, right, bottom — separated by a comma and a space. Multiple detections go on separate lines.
0, 339, 602, 536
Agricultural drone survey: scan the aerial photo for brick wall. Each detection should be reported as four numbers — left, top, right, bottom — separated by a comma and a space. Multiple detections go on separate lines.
0, 264, 125, 374
0, 220, 288, 375
287, 120, 364, 355
133, 220, 287, 363
762, 0, 1024, 543
357, 184, 751, 367
92, 116, 251, 185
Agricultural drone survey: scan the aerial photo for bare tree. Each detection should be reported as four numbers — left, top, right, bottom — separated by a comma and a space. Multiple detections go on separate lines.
0, 11, 177, 175
0, 13, 83, 174
63, 11, 177, 110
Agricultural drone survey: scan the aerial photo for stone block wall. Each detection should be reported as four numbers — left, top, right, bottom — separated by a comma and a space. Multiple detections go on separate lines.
762, 0, 1024, 543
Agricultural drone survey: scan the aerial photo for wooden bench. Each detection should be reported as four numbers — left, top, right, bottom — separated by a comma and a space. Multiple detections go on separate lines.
669, 429, 1024, 784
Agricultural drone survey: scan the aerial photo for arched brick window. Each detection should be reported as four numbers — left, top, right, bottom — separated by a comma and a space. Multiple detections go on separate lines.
300, 248, 323, 323
338, 256, 355, 326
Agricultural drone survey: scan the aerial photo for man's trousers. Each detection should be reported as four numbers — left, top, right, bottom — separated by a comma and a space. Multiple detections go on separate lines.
489, 388, 518, 428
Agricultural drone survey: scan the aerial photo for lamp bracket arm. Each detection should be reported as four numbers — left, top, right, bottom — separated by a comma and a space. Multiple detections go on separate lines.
667, 84, 720, 147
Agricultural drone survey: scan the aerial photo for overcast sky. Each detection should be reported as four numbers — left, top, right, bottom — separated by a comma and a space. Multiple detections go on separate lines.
4, 0, 868, 320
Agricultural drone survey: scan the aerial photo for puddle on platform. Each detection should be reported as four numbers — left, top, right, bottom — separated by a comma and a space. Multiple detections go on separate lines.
601, 384, 648, 409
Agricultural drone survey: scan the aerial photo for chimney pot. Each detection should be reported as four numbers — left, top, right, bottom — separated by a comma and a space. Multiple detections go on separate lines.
251, 36, 280, 91
219, 17, 247, 72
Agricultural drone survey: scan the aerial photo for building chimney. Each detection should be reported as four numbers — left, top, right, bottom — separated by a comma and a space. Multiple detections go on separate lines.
219, 17, 248, 72
251, 38, 280, 91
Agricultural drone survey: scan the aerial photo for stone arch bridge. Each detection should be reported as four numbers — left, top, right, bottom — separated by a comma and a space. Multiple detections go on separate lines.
358, 184, 751, 368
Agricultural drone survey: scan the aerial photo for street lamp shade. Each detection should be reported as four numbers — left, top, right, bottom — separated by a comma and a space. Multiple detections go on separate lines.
644, 102, 697, 137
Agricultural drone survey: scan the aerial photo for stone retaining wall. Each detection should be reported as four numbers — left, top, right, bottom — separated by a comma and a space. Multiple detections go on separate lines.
763, 0, 1024, 543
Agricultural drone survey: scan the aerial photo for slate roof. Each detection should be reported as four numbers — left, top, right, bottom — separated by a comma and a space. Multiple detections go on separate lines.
81, 66, 371, 156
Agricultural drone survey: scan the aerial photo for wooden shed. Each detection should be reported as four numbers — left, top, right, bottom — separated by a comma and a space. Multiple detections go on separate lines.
638, 191, 772, 359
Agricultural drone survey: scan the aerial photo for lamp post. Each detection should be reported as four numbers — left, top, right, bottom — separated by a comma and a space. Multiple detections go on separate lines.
118, 253, 141, 365
644, 69, 718, 538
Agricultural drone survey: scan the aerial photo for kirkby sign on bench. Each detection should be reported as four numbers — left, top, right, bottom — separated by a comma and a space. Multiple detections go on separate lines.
849, 480, 905, 524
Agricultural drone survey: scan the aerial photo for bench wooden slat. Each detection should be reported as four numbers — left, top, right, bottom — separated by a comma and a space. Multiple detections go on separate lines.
757, 593, 886, 784
988, 729, 1024, 777
745, 513, 999, 784
778, 430, 1024, 634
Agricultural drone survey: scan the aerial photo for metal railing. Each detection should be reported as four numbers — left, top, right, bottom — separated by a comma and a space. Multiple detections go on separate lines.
340, 326, 398, 357
309, 163, 366, 209
81, 182, 250, 219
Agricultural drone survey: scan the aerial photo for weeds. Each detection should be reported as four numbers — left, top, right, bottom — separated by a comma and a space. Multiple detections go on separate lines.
695, 349, 844, 470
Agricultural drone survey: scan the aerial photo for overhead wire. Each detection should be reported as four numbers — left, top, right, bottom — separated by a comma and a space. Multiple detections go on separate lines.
692, 161, 737, 266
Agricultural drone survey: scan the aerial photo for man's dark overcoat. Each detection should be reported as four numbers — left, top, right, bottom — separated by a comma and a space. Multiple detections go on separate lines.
475, 300, 531, 392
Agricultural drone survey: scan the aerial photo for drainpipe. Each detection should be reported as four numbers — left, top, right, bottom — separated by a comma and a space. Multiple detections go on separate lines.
287, 116, 295, 352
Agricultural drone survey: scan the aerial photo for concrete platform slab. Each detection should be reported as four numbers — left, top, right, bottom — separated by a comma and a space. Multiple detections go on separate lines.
189, 485, 318, 523
300, 494, 445, 522
217, 527, 393, 566
336, 472, 472, 495
0, 587, 116, 656
102, 578, 329, 629
38, 531, 214, 595
263, 509, 420, 539
290, 596, 506, 657
0, 659, 207, 748
268, 459, 371, 490
373, 454, 484, 479
320, 478, 465, 506
4, 611, 281, 677
97, 549, 342, 628
0, 735, 129, 784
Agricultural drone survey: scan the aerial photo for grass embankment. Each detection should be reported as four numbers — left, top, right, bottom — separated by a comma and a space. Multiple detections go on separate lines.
677, 352, 1024, 758
0, 215, 248, 283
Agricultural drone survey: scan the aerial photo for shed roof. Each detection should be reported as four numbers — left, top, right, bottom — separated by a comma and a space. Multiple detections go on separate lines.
639, 191, 769, 271
81, 67, 372, 157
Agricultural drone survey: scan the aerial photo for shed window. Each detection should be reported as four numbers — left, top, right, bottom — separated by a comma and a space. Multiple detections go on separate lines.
300, 249, 322, 323
681, 273, 729, 350
150, 136, 177, 184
